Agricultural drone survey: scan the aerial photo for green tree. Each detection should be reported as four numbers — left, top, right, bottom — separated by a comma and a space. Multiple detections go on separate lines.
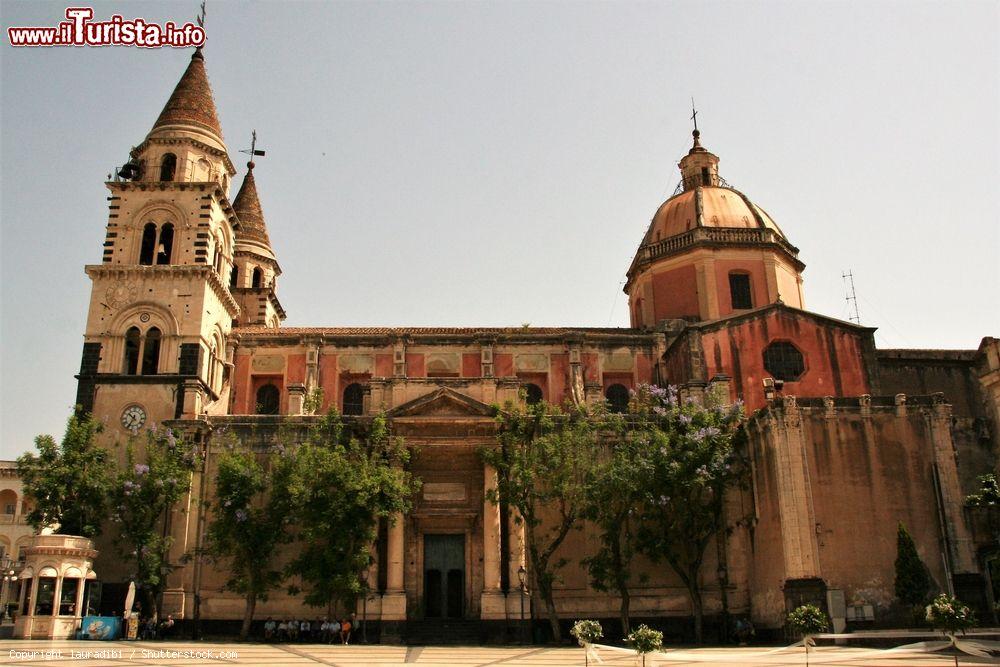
580, 425, 646, 635
206, 443, 293, 639
110, 428, 198, 615
894, 522, 932, 613
283, 411, 417, 614
966, 474, 1000, 506
632, 384, 746, 643
17, 413, 115, 538
482, 400, 606, 643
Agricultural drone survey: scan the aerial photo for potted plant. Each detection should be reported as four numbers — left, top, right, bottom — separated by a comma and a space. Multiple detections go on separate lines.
925, 594, 977, 667
626, 624, 663, 667
786, 604, 829, 667
570, 620, 603, 666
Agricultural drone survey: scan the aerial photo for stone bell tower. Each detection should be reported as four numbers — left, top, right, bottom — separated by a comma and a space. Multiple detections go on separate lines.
76, 47, 240, 434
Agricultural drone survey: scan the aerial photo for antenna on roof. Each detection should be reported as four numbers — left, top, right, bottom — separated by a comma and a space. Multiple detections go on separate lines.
842, 270, 861, 324
240, 130, 266, 167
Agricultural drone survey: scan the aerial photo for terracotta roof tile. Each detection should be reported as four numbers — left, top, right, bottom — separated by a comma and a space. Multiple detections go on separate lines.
232, 164, 271, 247
151, 48, 224, 140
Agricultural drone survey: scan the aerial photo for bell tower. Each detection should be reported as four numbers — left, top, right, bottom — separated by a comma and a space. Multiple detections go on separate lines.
230, 156, 285, 329
76, 48, 240, 433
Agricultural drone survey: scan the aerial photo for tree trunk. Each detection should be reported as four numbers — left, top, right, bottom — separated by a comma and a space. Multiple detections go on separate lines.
240, 593, 256, 640
619, 587, 631, 636
540, 581, 561, 643
688, 582, 704, 643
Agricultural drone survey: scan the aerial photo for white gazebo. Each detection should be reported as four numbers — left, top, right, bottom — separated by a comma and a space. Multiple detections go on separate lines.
13, 535, 97, 639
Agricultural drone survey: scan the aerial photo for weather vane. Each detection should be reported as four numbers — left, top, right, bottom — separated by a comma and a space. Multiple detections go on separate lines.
691, 97, 698, 133
196, 1, 206, 28
240, 130, 266, 164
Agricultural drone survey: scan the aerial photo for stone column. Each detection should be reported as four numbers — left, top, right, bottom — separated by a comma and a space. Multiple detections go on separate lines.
181, 379, 204, 418
481, 464, 504, 619
381, 512, 406, 621
287, 383, 306, 415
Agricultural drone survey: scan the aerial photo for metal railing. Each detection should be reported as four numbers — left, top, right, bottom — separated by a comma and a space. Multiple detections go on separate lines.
672, 173, 732, 195
640, 227, 799, 264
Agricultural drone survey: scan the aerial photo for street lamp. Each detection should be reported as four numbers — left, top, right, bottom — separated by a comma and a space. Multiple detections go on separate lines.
0, 556, 16, 622
517, 565, 526, 645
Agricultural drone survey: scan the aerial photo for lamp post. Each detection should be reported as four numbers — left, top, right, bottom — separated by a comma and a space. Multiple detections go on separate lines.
359, 567, 368, 644
0, 556, 15, 622
517, 565, 526, 645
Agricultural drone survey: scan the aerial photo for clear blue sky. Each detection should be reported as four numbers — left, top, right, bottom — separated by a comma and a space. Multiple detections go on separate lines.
1, 1, 998, 459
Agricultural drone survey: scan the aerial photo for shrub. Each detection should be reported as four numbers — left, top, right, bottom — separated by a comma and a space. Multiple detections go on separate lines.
626, 624, 663, 654
925, 594, 976, 635
570, 619, 603, 646
786, 604, 829, 637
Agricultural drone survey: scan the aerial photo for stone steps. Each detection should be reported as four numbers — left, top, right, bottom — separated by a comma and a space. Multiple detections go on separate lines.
405, 618, 482, 645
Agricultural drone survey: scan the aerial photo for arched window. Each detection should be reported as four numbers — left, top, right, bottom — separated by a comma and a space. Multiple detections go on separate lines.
123, 327, 141, 375
140, 328, 161, 375
343, 383, 365, 416
230, 265, 239, 289
251, 267, 263, 289
160, 153, 177, 182
156, 223, 174, 265
524, 383, 543, 406
763, 341, 805, 381
729, 272, 753, 310
256, 384, 280, 415
139, 223, 157, 265
207, 341, 219, 390
605, 384, 630, 413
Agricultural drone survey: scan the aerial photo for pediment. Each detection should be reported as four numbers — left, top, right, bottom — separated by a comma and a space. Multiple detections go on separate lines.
387, 387, 495, 419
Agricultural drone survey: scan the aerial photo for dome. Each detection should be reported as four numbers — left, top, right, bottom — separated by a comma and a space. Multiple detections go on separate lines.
644, 185, 787, 245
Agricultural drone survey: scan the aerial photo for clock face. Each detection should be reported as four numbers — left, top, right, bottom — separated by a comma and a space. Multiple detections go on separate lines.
105, 281, 138, 310
121, 405, 147, 434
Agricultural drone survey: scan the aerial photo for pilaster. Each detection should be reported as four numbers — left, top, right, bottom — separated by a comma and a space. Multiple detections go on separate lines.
927, 396, 977, 573
767, 397, 821, 579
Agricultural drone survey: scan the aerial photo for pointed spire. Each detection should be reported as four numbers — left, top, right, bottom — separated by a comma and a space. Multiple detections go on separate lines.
232, 161, 273, 250
151, 48, 224, 140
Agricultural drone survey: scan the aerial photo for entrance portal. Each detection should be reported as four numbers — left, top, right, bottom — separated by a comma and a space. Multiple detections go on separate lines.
423, 534, 464, 618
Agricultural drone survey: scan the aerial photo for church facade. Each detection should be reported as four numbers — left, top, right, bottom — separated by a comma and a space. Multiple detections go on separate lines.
73, 48, 1000, 639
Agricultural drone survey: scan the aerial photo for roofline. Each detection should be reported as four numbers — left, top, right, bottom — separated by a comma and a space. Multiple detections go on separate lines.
685, 302, 877, 335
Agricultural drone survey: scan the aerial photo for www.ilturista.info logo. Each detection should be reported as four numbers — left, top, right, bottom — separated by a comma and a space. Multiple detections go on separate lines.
7, 7, 206, 48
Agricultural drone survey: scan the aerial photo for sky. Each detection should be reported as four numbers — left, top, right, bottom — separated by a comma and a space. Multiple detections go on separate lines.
1, 0, 997, 459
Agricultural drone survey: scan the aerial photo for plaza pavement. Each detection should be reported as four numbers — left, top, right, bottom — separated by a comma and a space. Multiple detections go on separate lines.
0, 641, 995, 667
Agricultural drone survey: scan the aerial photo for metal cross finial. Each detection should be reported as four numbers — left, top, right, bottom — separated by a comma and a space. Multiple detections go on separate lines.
196, 1, 206, 28
691, 97, 699, 132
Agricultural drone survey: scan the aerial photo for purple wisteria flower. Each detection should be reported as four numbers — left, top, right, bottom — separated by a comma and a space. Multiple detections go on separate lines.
134, 463, 149, 476
693, 426, 720, 442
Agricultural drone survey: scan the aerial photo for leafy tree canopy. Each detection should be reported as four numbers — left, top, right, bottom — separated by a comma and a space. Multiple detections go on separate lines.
283, 411, 417, 612
17, 413, 114, 538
